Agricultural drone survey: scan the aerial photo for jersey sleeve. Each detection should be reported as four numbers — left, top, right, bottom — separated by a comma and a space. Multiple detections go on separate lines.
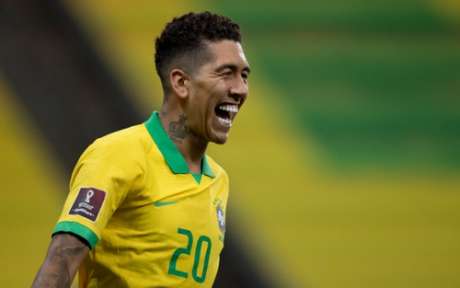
52, 137, 144, 249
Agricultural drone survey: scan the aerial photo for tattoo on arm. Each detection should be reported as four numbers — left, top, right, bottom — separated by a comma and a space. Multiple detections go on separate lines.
32, 233, 89, 288
168, 114, 189, 142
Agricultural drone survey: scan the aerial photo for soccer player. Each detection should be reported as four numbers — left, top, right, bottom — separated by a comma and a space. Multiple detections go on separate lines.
32, 11, 250, 287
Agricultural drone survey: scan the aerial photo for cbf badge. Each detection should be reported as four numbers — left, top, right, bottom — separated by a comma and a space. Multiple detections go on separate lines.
216, 203, 226, 235
69, 187, 106, 221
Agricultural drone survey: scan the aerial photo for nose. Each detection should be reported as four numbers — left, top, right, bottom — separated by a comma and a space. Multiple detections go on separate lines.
229, 76, 248, 102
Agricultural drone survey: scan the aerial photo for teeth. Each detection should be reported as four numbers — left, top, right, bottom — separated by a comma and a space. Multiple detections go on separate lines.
217, 117, 232, 127
218, 104, 238, 113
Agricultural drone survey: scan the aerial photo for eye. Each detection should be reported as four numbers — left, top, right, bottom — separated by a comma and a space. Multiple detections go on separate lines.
241, 72, 249, 80
221, 69, 233, 77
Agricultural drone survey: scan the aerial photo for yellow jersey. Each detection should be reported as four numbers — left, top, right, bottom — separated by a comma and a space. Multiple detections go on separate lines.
52, 111, 229, 287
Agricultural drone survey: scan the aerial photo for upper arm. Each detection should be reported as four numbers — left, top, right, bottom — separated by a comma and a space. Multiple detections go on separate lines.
45, 233, 89, 275
53, 138, 145, 248
32, 233, 89, 287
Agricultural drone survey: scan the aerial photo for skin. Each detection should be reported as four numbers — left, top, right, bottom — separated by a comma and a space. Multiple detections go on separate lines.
32, 234, 89, 287
32, 39, 250, 287
161, 39, 250, 173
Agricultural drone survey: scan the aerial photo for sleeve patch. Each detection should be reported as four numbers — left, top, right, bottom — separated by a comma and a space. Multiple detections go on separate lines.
69, 187, 106, 221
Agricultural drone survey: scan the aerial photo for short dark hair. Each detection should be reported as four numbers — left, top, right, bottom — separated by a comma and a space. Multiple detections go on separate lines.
154, 11, 242, 93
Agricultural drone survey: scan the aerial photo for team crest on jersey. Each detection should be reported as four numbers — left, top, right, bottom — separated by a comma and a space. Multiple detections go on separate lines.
216, 203, 226, 234
69, 187, 106, 221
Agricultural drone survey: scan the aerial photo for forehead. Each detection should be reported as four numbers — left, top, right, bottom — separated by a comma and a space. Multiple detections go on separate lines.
202, 40, 249, 69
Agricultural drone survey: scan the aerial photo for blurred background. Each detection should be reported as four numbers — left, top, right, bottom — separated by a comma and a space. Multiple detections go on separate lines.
1, 0, 460, 287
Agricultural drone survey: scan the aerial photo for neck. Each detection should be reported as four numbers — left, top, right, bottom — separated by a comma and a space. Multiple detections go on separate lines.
159, 106, 208, 173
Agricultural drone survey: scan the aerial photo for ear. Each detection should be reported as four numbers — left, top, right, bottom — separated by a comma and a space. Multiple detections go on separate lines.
169, 68, 190, 99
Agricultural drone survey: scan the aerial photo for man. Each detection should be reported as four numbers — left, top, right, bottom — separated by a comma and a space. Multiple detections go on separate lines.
32, 11, 250, 287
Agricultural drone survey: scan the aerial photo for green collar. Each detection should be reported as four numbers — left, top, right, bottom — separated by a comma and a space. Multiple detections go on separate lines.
144, 111, 215, 178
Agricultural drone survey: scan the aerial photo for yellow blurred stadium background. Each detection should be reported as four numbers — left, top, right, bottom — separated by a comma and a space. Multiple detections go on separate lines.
1, 1, 460, 287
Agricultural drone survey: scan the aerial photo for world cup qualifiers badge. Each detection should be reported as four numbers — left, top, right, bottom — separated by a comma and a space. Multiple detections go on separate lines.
69, 187, 106, 221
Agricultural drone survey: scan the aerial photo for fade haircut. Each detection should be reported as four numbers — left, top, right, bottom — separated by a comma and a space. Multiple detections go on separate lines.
155, 11, 242, 94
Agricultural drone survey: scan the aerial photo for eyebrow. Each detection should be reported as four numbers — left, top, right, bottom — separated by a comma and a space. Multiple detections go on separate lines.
215, 64, 251, 74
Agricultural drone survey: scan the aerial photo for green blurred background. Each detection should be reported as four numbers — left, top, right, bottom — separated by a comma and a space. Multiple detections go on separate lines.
1, 0, 460, 287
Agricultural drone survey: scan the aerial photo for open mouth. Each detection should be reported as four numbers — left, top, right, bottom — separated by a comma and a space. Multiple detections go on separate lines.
214, 103, 238, 128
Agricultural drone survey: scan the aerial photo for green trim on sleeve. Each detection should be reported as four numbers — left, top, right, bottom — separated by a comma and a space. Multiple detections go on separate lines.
52, 221, 99, 249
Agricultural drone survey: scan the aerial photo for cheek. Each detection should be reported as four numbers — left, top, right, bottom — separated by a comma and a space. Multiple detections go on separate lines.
190, 89, 214, 125
191, 79, 226, 119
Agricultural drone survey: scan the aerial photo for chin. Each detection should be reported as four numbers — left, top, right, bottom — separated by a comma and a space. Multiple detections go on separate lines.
210, 137, 228, 145
209, 132, 229, 145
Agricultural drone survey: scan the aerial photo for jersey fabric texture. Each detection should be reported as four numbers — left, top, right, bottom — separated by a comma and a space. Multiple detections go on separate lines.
52, 111, 229, 287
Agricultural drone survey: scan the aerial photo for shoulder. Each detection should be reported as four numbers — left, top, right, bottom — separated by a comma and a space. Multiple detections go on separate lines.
80, 123, 152, 171
89, 124, 151, 154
